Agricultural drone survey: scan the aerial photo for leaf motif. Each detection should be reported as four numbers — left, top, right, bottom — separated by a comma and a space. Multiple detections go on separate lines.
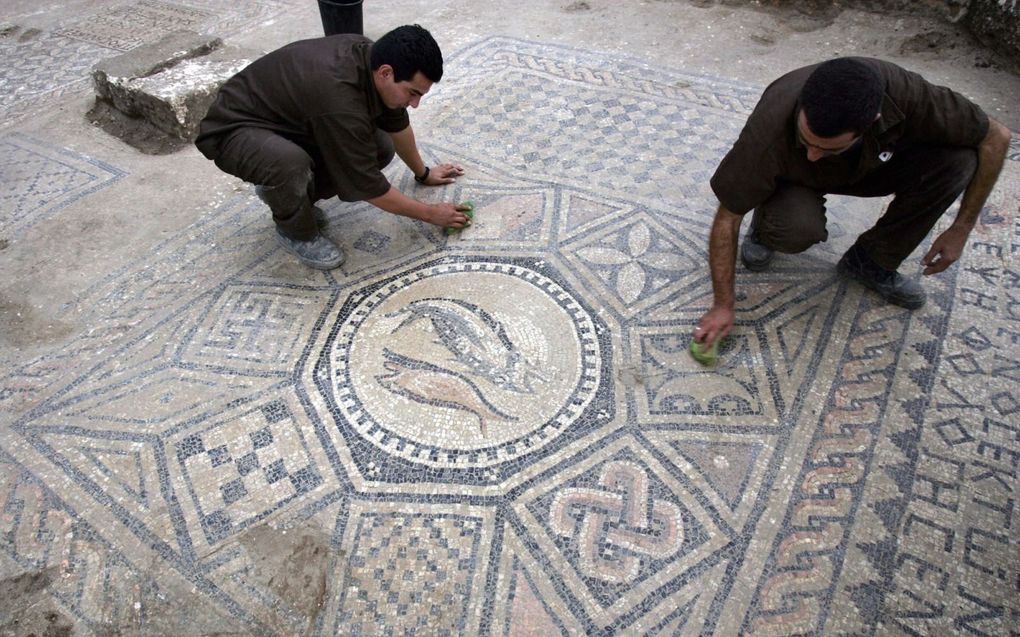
628, 222, 651, 257
640, 252, 688, 272
618, 261, 646, 304
576, 247, 632, 266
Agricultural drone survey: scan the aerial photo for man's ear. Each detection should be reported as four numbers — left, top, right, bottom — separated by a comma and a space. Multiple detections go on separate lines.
376, 64, 394, 80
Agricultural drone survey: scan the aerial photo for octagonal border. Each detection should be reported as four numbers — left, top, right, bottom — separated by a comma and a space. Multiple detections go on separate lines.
303, 254, 617, 488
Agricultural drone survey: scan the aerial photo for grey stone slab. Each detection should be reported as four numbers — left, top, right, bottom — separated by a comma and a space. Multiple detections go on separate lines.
90, 30, 257, 142
91, 30, 239, 141
91, 30, 222, 103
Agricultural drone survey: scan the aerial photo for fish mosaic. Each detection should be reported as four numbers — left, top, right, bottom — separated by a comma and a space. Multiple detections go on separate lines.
374, 348, 518, 437
386, 297, 546, 394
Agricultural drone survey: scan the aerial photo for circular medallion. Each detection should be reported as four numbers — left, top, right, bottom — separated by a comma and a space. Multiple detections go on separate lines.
330, 261, 601, 468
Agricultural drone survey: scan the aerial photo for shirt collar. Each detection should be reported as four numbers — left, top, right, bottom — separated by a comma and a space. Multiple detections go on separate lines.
872, 92, 904, 134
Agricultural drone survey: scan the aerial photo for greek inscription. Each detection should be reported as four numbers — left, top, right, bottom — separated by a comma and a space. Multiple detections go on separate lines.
969, 460, 1015, 492
971, 241, 1003, 258
935, 417, 976, 447
975, 440, 1020, 468
1005, 292, 1020, 322
936, 380, 984, 411
903, 513, 955, 552
963, 528, 1009, 580
997, 326, 1020, 344
957, 326, 994, 350
919, 446, 967, 481
897, 553, 950, 591
990, 391, 1019, 416
914, 473, 960, 511
959, 288, 997, 311
954, 586, 1005, 635
982, 416, 1020, 442
944, 353, 985, 375
964, 266, 999, 286
971, 494, 1014, 529
991, 353, 1020, 382
893, 588, 945, 624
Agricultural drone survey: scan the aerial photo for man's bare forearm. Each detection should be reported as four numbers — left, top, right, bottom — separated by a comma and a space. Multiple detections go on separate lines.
954, 117, 1012, 230
709, 205, 743, 308
368, 186, 430, 221
389, 125, 426, 177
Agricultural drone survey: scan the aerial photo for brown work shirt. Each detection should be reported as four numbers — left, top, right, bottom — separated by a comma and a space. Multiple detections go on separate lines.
195, 35, 410, 202
710, 57, 990, 215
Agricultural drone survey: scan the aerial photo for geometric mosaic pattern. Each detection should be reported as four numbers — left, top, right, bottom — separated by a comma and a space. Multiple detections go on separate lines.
0, 0, 285, 127
176, 400, 324, 543
3, 36, 1019, 635
0, 133, 125, 240
336, 512, 483, 635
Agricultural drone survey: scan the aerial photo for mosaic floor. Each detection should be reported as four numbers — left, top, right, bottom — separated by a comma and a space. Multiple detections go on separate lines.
3, 36, 1020, 636
0, 0, 287, 129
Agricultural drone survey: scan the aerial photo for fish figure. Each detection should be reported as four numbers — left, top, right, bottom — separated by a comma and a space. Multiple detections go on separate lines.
387, 298, 546, 394
375, 349, 517, 437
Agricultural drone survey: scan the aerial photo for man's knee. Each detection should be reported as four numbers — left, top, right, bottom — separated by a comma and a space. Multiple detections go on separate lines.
213, 128, 315, 193
755, 186, 828, 253
259, 167, 314, 213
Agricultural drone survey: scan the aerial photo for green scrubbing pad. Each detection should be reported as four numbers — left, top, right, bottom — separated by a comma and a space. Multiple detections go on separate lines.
444, 202, 474, 235
689, 338, 720, 366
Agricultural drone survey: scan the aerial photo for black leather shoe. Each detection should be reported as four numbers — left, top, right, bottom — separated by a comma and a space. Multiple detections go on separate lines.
837, 243, 925, 309
740, 224, 774, 272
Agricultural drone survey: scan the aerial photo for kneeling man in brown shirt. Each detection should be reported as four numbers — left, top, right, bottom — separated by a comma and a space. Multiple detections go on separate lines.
694, 57, 1011, 348
195, 24, 470, 270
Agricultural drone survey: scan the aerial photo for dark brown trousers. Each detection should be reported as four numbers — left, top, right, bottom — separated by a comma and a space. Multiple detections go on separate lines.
752, 145, 978, 270
211, 127, 395, 241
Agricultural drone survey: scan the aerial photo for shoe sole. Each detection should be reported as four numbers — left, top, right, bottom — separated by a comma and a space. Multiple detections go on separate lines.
274, 232, 345, 270
837, 261, 925, 310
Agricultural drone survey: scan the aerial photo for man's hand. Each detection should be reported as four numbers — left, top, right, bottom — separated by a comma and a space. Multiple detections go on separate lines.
922, 225, 970, 275
420, 163, 465, 185
928, 117, 1011, 275
425, 202, 472, 228
694, 304, 734, 348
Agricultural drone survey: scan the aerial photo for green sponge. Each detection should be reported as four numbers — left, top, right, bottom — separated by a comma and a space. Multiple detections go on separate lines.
689, 338, 720, 366
444, 202, 475, 235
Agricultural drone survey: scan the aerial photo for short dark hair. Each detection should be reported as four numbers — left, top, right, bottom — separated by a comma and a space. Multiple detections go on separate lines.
370, 24, 443, 83
799, 58, 884, 137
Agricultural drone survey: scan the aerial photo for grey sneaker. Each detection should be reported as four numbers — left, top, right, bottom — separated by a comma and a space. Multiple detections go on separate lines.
275, 230, 345, 270
255, 185, 329, 228
837, 243, 925, 309
740, 223, 774, 272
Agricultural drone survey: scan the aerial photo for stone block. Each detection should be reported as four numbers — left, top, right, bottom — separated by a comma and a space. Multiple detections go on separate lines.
91, 30, 255, 142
